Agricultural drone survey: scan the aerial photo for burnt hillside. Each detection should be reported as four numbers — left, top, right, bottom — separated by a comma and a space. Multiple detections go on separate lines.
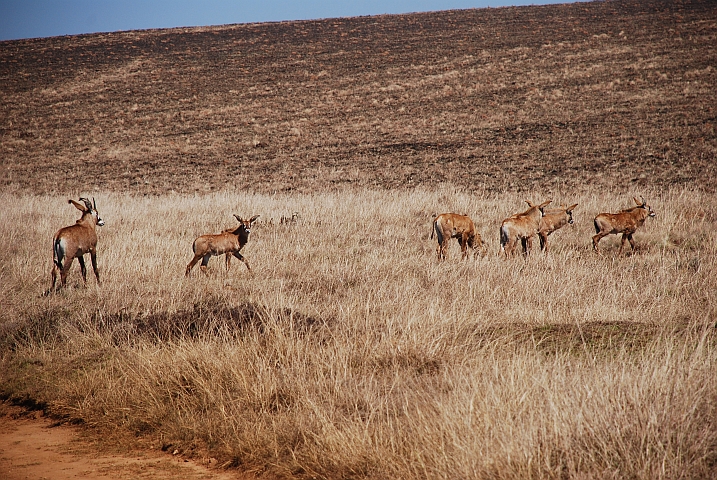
1, 0, 715, 194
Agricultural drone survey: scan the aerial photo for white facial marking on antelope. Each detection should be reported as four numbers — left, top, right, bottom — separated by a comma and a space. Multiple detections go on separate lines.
50, 197, 104, 292
431, 213, 487, 260
499, 200, 551, 257
538, 203, 578, 253
592, 196, 656, 255
185, 214, 259, 277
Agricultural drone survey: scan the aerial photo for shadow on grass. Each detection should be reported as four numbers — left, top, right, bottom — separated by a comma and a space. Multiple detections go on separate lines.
93, 300, 331, 344
465, 319, 716, 356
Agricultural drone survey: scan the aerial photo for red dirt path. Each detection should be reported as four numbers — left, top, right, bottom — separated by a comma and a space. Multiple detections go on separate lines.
0, 406, 243, 480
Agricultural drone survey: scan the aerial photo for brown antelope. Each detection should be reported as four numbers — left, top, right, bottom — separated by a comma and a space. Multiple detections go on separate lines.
50, 197, 104, 292
592, 197, 656, 255
538, 203, 578, 253
431, 213, 487, 260
499, 200, 551, 256
185, 214, 259, 276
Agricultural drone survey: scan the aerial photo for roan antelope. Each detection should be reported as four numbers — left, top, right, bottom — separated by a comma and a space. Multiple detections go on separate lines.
538, 203, 578, 253
499, 200, 551, 256
592, 197, 656, 255
431, 213, 487, 260
185, 214, 259, 276
50, 197, 104, 292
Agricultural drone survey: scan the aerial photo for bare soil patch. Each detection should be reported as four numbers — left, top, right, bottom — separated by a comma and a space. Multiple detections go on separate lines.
1, 0, 715, 195
0, 403, 243, 479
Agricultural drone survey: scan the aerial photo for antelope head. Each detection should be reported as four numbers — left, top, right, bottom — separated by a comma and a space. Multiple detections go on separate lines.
70, 197, 105, 226
634, 196, 656, 218
233, 214, 260, 234
566, 203, 579, 224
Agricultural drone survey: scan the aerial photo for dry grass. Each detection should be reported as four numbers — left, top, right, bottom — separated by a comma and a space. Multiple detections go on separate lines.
1, 187, 716, 478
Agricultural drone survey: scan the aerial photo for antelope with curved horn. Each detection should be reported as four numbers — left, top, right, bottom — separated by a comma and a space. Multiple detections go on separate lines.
185, 214, 259, 276
592, 197, 656, 255
50, 197, 104, 292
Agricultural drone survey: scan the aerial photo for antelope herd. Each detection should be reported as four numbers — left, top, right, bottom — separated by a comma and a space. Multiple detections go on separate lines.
47, 196, 657, 291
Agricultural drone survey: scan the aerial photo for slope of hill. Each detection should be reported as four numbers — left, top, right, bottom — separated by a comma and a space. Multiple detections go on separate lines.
1, 0, 715, 194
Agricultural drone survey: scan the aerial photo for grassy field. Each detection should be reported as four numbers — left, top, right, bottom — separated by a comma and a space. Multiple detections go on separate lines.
1, 187, 716, 478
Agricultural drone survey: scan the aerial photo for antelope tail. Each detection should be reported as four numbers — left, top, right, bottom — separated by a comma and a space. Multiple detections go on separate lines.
53, 238, 64, 270
499, 225, 509, 249
593, 219, 600, 234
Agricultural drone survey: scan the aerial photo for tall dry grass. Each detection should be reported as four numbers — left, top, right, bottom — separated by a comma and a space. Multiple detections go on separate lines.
1, 186, 716, 478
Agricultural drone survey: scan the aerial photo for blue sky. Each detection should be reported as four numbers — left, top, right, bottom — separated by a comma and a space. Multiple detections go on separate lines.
1, 0, 567, 41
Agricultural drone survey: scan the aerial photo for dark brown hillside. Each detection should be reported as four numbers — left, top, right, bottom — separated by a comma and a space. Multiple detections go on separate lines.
1, 0, 715, 194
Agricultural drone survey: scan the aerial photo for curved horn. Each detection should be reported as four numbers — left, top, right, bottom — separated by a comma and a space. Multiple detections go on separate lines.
79, 197, 93, 210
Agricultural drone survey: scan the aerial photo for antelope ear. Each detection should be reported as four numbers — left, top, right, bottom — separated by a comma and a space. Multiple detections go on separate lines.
68, 199, 87, 212
234, 214, 243, 223
537, 200, 551, 215
249, 215, 260, 223
525, 200, 535, 207
633, 196, 644, 206
568, 203, 578, 212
